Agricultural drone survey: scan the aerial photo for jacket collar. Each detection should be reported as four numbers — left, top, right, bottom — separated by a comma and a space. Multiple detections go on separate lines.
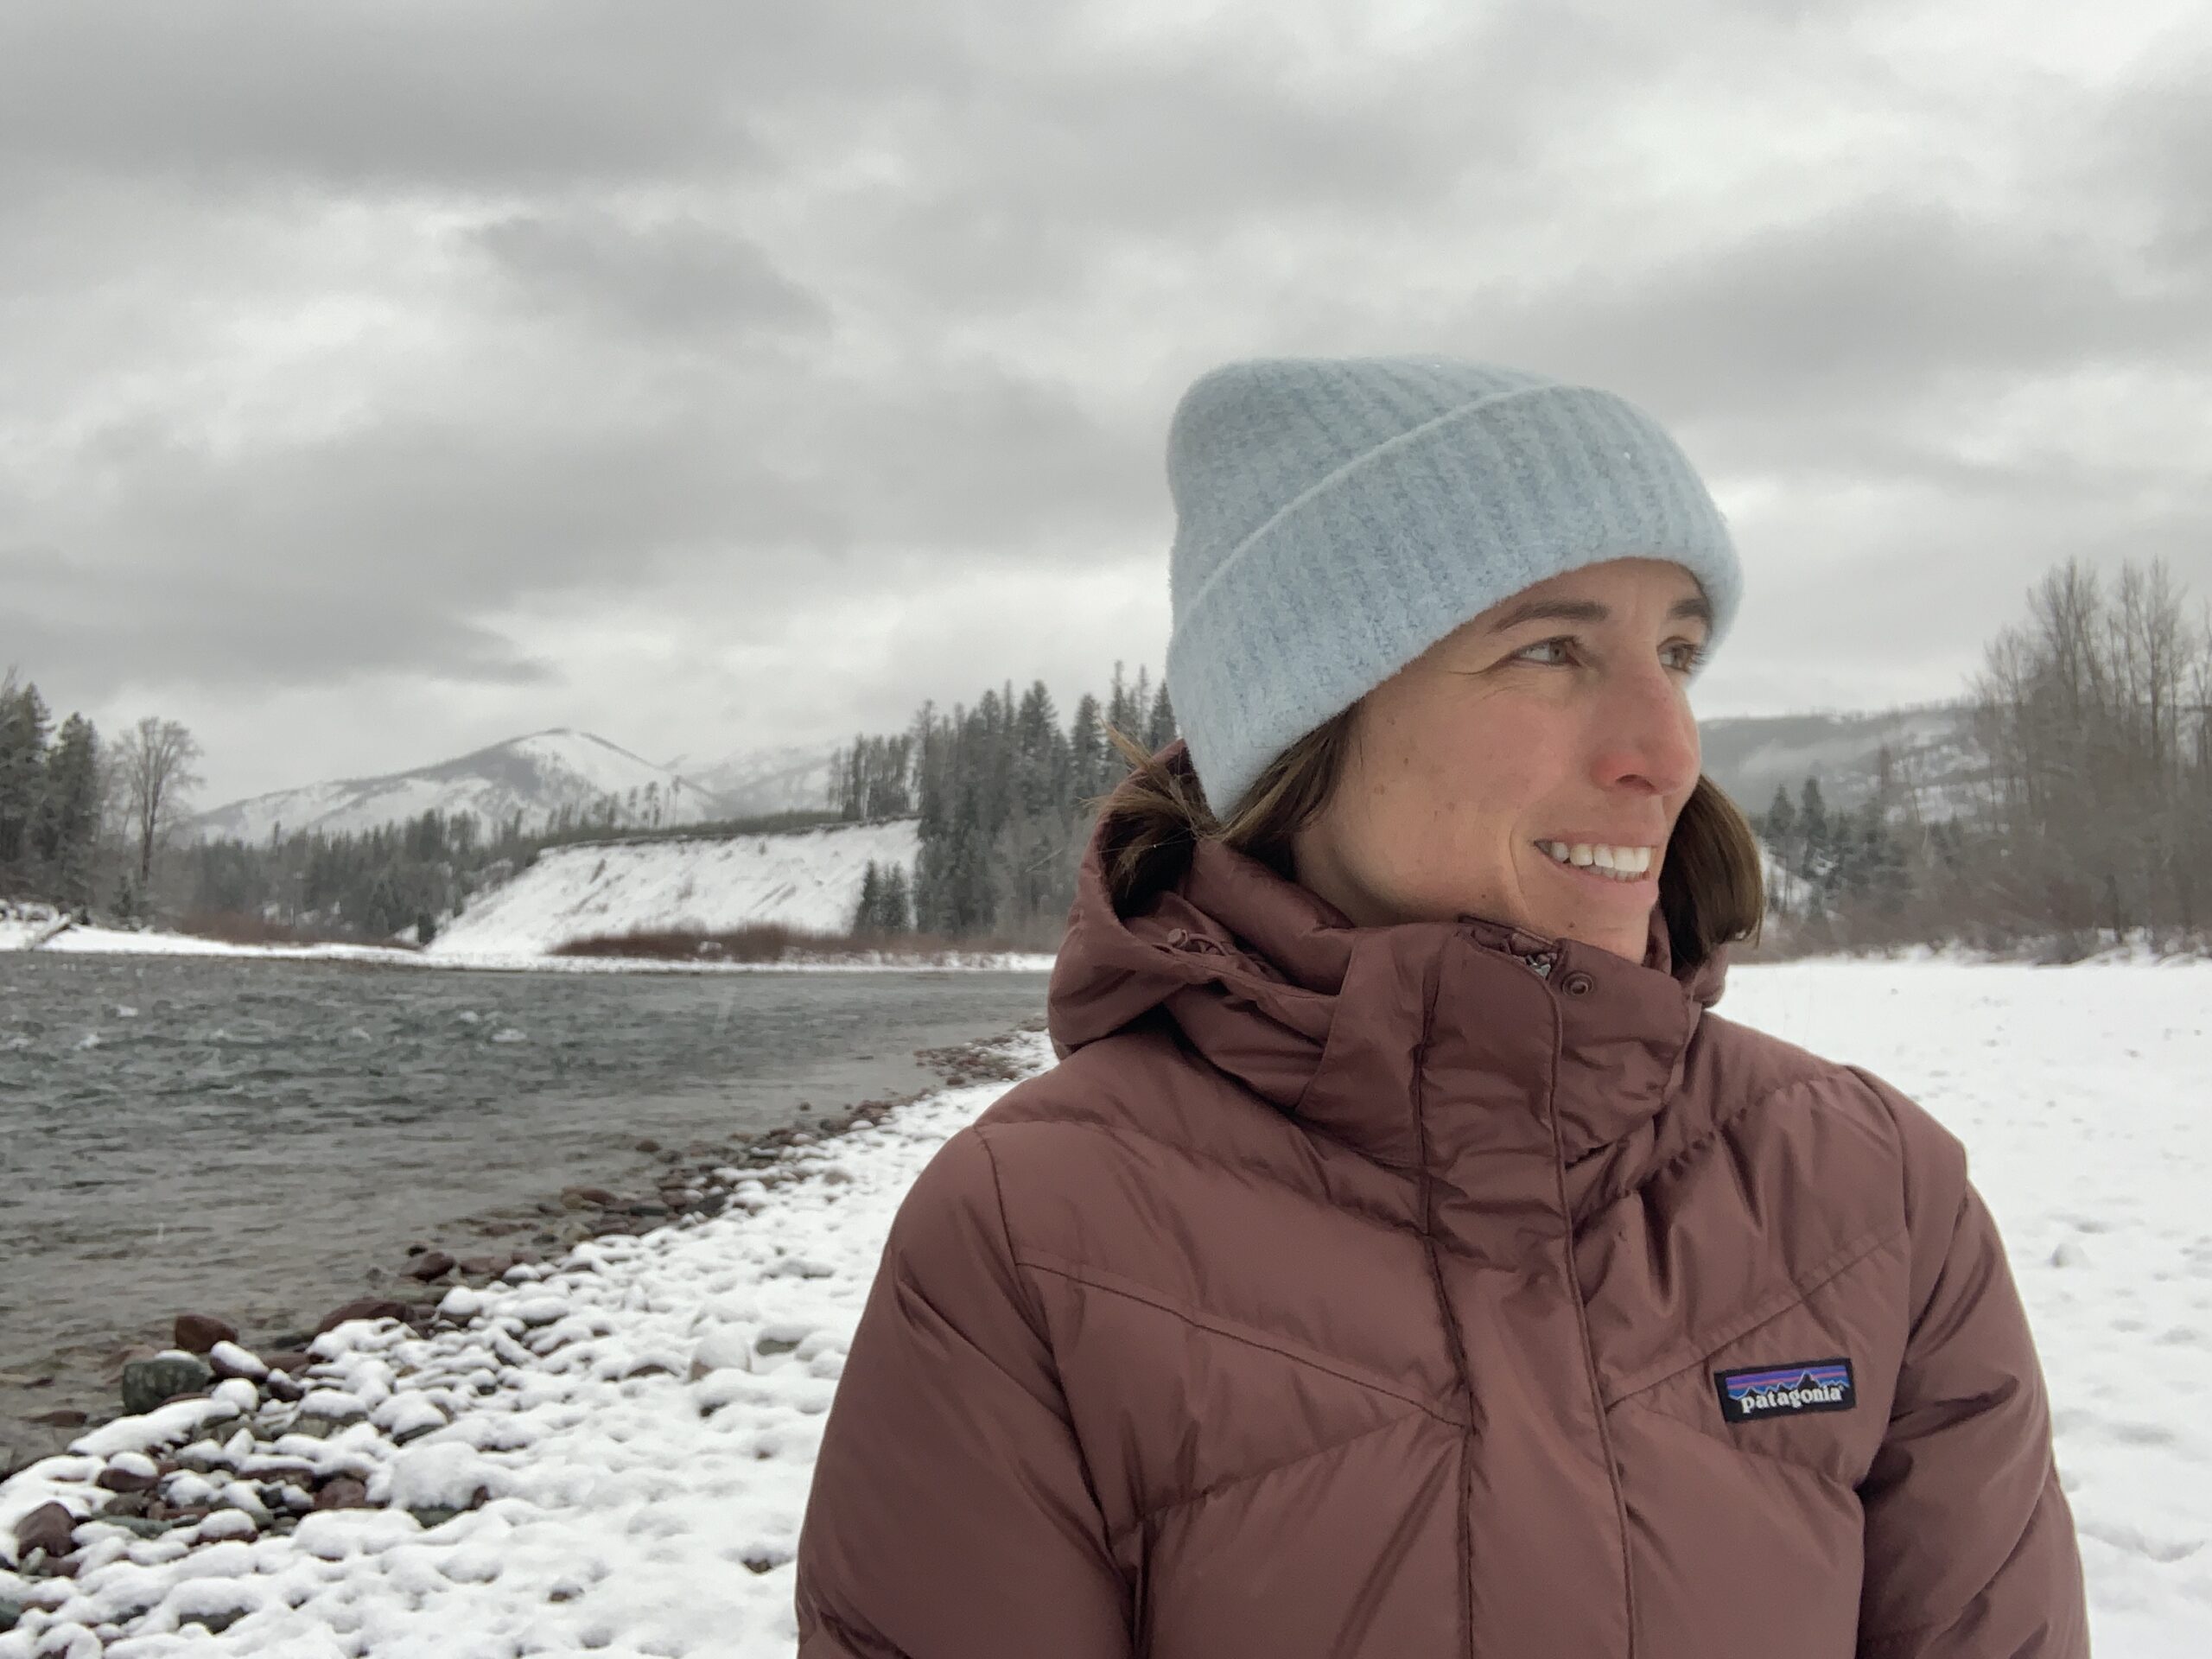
1049, 766, 1726, 1188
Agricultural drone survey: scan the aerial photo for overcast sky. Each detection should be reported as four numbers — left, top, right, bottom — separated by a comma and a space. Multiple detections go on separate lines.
3, 0, 2208, 806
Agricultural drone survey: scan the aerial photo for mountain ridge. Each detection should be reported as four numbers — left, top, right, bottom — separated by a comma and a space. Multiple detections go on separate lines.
196, 702, 1983, 847
192, 729, 735, 845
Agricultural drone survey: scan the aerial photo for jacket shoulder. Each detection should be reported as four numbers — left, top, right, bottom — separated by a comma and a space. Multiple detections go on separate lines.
1692, 1013, 1962, 1163
968, 1019, 1415, 1261
974, 1018, 1290, 1164
1680, 1014, 1973, 1287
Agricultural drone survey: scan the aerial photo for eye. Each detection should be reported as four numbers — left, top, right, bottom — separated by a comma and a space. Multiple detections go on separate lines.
1514, 637, 1575, 667
1662, 639, 1708, 675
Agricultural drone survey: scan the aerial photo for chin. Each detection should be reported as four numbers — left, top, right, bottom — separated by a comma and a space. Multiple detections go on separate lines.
1543, 912, 1647, 963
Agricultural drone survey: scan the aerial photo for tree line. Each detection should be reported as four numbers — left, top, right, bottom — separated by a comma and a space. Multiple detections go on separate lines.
1956, 557, 2211, 951
0, 671, 207, 921
1750, 556, 2210, 957
15, 553, 2206, 961
1754, 775, 1915, 927
837, 557, 2212, 963
0, 667, 842, 944
835, 664, 1175, 946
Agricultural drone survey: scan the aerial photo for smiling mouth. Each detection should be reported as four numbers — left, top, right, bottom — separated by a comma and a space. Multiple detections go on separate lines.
1534, 840, 1656, 884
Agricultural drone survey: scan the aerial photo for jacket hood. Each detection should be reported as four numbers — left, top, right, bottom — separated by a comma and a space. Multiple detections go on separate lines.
1049, 750, 1729, 1175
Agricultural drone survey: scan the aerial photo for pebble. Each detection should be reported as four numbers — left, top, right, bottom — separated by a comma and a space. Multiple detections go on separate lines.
173, 1313, 238, 1355
120, 1352, 213, 1415
206, 1342, 266, 1382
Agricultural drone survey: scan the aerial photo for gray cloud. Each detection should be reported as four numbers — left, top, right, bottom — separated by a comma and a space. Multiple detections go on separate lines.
474, 213, 834, 340
2, 0, 2208, 800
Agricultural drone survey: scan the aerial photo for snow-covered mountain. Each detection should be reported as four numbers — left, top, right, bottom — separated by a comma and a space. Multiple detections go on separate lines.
193, 730, 732, 845
663, 742, 840, 817
194, 703, 1981, 854
1699, 702, 1984, 822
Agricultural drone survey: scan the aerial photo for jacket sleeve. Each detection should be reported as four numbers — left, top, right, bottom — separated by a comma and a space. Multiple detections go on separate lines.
794, 1125, 1134, 1658
1853, 1071, 2090, 1658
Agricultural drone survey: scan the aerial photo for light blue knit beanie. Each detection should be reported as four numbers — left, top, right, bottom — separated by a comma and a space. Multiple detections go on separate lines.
1163, 355, 1742, 815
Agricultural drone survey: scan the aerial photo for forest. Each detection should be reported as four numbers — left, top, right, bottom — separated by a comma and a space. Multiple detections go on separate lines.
6, 556, 2206, 959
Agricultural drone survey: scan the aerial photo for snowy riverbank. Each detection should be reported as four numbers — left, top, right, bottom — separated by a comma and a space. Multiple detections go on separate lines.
0, 1040, 1046, 1659
0, 907, 1052, 975
3, 961, 2210, 1656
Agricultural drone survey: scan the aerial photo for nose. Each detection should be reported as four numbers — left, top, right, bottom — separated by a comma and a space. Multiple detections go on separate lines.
1587, 658, 1700, 799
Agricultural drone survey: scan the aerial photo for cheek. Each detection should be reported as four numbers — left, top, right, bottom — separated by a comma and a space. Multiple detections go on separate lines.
1354, 709, 1551, 865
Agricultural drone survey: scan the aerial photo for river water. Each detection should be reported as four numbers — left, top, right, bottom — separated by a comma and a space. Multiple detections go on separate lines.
0, 953, 1050, 1471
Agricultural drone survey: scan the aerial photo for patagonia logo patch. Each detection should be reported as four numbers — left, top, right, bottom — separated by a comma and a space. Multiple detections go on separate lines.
1714, 1358, 1856, 1423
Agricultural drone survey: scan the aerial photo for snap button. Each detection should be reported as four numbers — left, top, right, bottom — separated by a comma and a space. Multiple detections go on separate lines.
1562, 971, 1594, 997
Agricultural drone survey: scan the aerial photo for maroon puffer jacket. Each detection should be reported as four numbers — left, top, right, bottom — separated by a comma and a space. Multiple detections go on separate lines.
796, 812, 2088, 1657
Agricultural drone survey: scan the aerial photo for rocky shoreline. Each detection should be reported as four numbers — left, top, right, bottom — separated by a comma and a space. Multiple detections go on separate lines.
0, 1027, 1041, 1634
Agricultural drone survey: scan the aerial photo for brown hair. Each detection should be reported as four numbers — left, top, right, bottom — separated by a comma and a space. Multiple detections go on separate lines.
1098, 714, 1764, 969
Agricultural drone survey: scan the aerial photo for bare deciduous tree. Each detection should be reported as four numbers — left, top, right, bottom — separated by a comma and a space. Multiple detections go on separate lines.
111, 716, 204, 893
1963, 556, 2210, 951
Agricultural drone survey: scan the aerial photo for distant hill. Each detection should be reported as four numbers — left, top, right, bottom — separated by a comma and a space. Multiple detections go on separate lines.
193, 729, 731, 844
195, 705, 1980, 853
662, 741, 840, 818
1698, 702, 1984, 822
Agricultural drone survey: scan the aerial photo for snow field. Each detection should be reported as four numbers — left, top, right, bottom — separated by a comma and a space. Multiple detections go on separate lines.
0, 960, 2206, 1654
1722, 958, 2212, 1658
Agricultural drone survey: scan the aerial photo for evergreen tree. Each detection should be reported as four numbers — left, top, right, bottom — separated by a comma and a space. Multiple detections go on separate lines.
853, 858, 916, 935
1859, 802, 1910, 914
1763, 784, 1796, 849
1144, 681, 1178, 752
880, 861, 911, 934
0, 675, 52, 880
35, 714, 101, 909
944, 781, 995, 932
1797, 778, 1829, 885
868, 663, 1179, 943
1014, 682, 1064, 816
1761, 785, 1798, 915
1069, 693, 1108, 803
1105, 662, 1141, 741
855, 861, 887, 933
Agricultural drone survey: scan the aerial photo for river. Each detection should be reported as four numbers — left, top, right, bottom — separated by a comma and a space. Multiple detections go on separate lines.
0, 952, 1050, 1472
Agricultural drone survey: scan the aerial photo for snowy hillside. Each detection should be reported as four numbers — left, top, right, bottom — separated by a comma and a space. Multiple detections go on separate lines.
664, 742, 840, 817
429, 818, 921, 957
193, 730, 731, 844
1700, 702, 1984, 820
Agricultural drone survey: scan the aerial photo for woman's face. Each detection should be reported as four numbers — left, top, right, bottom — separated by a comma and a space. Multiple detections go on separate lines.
1290, 556, 1712, 963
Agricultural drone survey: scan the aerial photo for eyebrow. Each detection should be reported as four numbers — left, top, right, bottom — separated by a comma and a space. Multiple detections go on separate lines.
1483, 592, 1713, 632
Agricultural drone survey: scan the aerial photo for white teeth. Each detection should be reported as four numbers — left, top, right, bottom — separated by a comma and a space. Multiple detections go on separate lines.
1539, 841, 1654, 881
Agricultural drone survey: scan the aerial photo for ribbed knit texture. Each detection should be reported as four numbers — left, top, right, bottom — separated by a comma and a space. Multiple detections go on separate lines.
1163, 355, 1742, 815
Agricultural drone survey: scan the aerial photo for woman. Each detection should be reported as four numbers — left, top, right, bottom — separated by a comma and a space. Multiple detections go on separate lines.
794, 357, 2088, 1656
